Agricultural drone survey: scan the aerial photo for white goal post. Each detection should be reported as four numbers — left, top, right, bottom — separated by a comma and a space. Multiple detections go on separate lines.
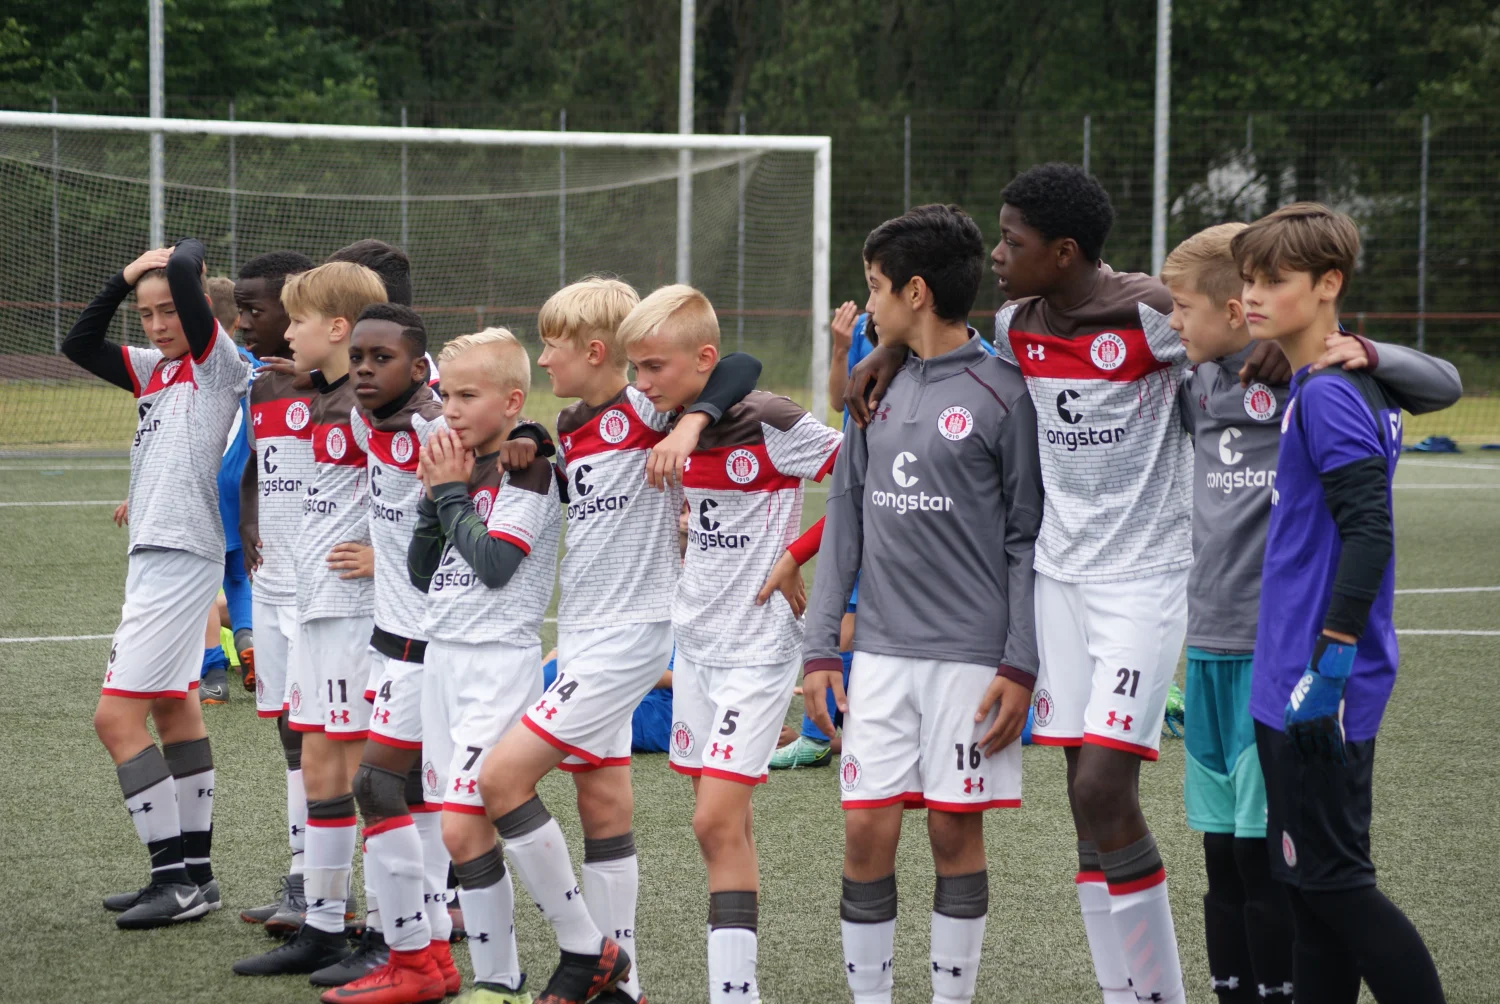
0, 110, 833, 424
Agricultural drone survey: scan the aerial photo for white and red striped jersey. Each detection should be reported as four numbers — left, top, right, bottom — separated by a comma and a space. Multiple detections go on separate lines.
421, 454, 561, 646
675, 391, 841, 666
994, 268, 1192, 584
248, 369, 315, 606
350, 387, 447, 640
296, 374, 373, 622
122, 326, 251, 563
554, 385, 678, 630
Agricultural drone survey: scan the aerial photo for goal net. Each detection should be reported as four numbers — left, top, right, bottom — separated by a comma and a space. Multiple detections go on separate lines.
0, 112, 830, 453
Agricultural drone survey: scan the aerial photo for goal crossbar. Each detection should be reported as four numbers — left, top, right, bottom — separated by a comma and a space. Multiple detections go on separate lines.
0, 110, 833, 421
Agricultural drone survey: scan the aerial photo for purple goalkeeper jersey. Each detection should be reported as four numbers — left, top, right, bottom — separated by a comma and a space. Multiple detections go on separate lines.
1251, 367, 1404, 742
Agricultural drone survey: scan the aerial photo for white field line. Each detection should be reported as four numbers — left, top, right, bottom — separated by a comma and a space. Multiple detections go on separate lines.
0, 465, 129, 471
1399, 460, 1500, 472
0, 500, 119, 507
1396, 586, 1500, 594
1396, 630, 1500, 637
1392, 484, 1499, 490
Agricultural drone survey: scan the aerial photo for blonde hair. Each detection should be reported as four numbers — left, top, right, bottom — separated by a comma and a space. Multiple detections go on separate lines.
1160, 223, 1248, 307
438, 327, 532, 395
537, 276, 640, 367
280, 261, 388, 322
1232, 202, 1361, 304
207, 276, 238, 332
616, 284, 720, 352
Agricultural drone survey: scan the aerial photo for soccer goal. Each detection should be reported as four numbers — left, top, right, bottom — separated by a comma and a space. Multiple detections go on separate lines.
0, 110, 831, 452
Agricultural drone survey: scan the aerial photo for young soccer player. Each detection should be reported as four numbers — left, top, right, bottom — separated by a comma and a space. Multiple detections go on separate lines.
63, 239, 250, 929
476, 277, 761, 1004
1235, 203, 1447, 1002
623, 284, 842, 1004
802, 205, 1042, 1004
327, 239, 441, 385
234, 261, 390, 977
1163, 222, 1461, 1003
407, 328, 563, 1004
231, 250, 322, 931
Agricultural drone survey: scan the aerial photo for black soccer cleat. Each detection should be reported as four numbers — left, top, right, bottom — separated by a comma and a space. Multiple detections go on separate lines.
535, 939, 632, 1004
103, 882, 150, 913
233, 924, 351, 976
309, 926, 388, 987
115, 880, 210, 930
200, 667, 231, 704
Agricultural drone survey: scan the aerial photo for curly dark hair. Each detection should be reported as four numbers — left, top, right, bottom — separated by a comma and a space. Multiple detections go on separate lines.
328, 239, 413, 306
1000, 163, 1115, 261
862, 204, 986, 322
356, 302, 426, 356
237, 250, 315, 292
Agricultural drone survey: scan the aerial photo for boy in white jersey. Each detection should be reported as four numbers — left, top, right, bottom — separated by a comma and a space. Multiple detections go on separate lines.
623, 285, 841, 1004
477, 278, 761, 1004
63, 240, 250, 929
234, 261, 390, 978
407, 329, 563, 1004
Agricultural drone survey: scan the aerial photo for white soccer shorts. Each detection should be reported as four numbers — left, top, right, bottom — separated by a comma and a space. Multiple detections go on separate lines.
1030, 569, 1188, 760
102, 548, 222, 699
420, 640, 542, 814
524, 621, 674, 772
838, 652, 1023, 812
287, 615, 375, 740
669, 651, 800, 786
251, 598, 298, 719
366, 651, 425, 751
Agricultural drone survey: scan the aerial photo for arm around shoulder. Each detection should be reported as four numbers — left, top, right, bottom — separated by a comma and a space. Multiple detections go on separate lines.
1367, 341, 1463, 415
997, 391, 1044, 683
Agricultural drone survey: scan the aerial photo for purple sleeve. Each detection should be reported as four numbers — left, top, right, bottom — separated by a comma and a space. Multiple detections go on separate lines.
1300, 377, 1384, 474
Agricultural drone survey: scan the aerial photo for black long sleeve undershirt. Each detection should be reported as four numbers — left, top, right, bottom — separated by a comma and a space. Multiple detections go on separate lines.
61, 271, 134, 391
686, 351, 763, 421
166, 239, 217, 362
431, 479, 527, 589
1320, 454, 1395, 639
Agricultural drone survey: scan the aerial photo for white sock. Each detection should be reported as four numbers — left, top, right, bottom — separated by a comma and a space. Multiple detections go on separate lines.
413, 810, 452, 942
502, 816, 602, 954
364, 852, 380, 934
365, 818, 431, 951
304, 813, 356, 934
287, 768, 307, 874
930, 912, 985, 1004
583, 840, 641, 998
1111, 876, 1185, 1004
175, 767, 214, 834
840, 918, 895, 1004
1077, 874, 1133, 1000
463, 868, 522, 987
708, 927, 759, 1004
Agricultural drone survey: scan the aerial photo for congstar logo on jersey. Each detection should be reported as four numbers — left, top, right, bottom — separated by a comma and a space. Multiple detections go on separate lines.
1045, 390, 1125, 451
303, 486, 337, 514
369, 465, 407, 522
687, 498, 751, 552
870, 452, 954, 514
566, 464, 630, 522
1204, 427, 1276, 495
429, 545, 478, 591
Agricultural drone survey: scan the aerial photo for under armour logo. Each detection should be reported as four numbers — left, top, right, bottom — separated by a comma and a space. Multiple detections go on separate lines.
533, 699, 547, 713
290, 824, 304, 836
1260, 981, 1294, 997
1136, 994, 1164, 1002
330, 709, 350, 724
709, 742, 733, 760
722, 983, 752, 994
474, 932, 490, 943
1026, 343, 1045, 360
1210, 977, 1239, 990
963, 777, 984, 794
128, 802, 152, 815
393, 912, 423, 927
372, 709, 390, 724
1106, 711, 1133, 731
933, 963, 963, 977
874, 404, 891, 422
453, 778, 478, 794
542, 705, 558, 720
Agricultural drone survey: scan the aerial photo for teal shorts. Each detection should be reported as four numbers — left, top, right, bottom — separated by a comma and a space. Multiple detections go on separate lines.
1183, 648, 1268, 837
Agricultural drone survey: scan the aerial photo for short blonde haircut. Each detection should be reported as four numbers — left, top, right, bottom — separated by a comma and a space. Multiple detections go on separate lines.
439, 327, 531, 395
616, 284, 719, 352
1160, 223, 1248, 307
537, 276, 640, 367
207, 276, 238, 332
281, 261, 388, 322
1232, 202, 1361, 305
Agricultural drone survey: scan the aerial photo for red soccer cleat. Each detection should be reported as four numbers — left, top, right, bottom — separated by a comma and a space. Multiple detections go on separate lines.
535, 938, 632, 1004
319, 949, 445, 1004
429, 939, 461, 995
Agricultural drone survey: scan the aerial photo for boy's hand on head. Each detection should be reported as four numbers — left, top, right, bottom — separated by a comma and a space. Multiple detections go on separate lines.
1239, 341, 1292, 387
647, 412, 710, 489
754, 550, 806, 617
495, 436, 537, 472
111, 501, 128, 527
1284, 634, 1354, 764
121, 248, 172, 285
1311, 331, 1370, 372
976, 674, 1030, 755
844, 343, 903, 428
327, 541, 375, 580
831, 301, 859, 351
801, 668, 845, 740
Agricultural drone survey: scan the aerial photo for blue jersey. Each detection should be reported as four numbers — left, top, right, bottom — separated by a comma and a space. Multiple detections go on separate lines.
216, 346, 258, 552
1251, 367, 1402, 741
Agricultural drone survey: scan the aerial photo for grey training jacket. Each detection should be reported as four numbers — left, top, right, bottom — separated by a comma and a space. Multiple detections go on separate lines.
1181, 338, 1463, 652
803, 334, 1044, 684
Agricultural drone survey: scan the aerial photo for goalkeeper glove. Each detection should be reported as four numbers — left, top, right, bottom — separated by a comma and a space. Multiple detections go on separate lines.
1284, 634, 1355, 764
